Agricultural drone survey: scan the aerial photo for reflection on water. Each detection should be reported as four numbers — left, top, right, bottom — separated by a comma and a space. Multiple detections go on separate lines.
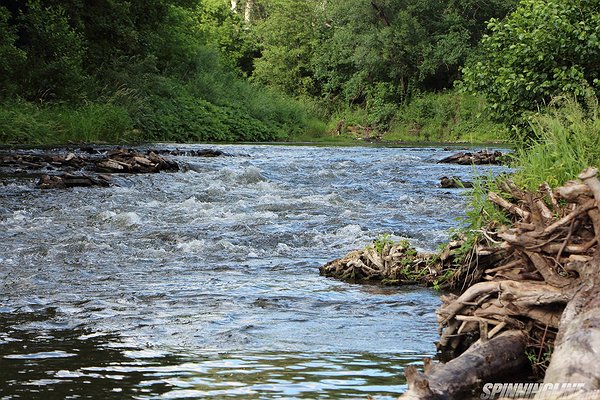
1, 311, 423, 399
0, 145, 508, 398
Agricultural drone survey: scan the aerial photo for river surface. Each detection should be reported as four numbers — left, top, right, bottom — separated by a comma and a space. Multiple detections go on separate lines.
0, 145, 505, 399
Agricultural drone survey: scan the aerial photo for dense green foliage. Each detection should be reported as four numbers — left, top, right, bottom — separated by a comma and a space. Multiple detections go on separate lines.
384, 92, 508, 143
461, 0, 600, 132
3, 0, 599, 144
252, 0, 516, 130
0, 0, 322, 144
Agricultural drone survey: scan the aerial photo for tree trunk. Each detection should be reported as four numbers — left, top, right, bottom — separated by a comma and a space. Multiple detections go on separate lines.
244, 0, 254, 23
231, 0, 238, 12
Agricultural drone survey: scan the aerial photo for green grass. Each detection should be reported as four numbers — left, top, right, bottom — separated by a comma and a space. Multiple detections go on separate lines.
0, 73, 328, 146
384, 92, 509, 143
288, 92, 511, 144
458, 96, 600, 239
512, 97, 600, 189
0, 100, 137, 145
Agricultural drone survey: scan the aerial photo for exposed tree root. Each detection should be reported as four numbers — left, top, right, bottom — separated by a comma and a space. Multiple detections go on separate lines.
402, 167, 600, 399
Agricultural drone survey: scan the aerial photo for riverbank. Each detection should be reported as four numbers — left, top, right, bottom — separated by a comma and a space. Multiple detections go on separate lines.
0, 92, 507, 147
318, 99, 600, 399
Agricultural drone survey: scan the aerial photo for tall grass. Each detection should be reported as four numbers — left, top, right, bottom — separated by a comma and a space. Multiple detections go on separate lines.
0, 100, 136, 145
385, 92, 508, 143
513, 97, 600, 189
0, 71, 327, 145
460, 97, 600, 237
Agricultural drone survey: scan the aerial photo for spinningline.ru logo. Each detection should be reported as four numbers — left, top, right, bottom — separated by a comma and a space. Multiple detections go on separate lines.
480, 382, 599, 399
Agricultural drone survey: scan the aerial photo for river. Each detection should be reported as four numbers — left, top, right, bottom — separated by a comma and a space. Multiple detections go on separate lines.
0, 144, 505, 399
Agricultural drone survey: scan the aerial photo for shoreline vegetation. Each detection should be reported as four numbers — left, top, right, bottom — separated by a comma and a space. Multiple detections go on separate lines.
0, 91, 507, 147
0, 0, 515, 147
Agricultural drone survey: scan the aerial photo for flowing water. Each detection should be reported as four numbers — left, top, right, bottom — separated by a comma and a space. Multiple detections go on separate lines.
0, 145, 506, 399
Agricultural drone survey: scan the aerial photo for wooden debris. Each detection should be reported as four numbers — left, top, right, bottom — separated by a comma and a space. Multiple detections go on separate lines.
321, 167, 600, 398
319, 241, 434, 284
438, 150, 505, 165
38, 173, 112, 189
0, 153, 88, 171
96, 148, 179, 173
397, 169, 600, 399
1, 147, 182, 189
401, 331, 529, 400
151, 148, 229, 157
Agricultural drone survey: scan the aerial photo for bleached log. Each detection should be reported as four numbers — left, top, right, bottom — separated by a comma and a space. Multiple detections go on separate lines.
400, 331, 529, 400
538, 258, 600, 399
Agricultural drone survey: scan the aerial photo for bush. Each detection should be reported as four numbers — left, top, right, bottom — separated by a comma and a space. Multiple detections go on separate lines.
19, 1, 89, 101
461, 0, 600, 132
0, 6, 25, 97
0, 100, 135, 145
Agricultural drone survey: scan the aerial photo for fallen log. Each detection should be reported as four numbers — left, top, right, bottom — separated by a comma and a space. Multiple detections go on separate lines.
400, 330, 529, 400
38, 173, 112, 189
538, 259, 600, 399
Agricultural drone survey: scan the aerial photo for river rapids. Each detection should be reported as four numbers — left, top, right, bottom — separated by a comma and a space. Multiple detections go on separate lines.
0, 144, 506, 399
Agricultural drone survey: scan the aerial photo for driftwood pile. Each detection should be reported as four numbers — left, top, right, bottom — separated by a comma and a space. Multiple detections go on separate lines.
319, 167, 600, 399
1, 149, 178, 173
0, 148, 189, 189
439, 150, 505, 165
151, 148, 228, 157
38, 173, 112, 189
0, 152, 89, 172
319, 240, 434, 284
94, 148, 178, 174
399, 168, 600, 399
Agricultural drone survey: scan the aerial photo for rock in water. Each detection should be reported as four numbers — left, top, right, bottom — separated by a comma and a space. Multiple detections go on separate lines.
440, 176, 473, 188
438, 150, 504, 165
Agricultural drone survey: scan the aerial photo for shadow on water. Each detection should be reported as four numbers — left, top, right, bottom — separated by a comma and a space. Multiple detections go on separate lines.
0, 310, 169, 399
1, 311, 424, 399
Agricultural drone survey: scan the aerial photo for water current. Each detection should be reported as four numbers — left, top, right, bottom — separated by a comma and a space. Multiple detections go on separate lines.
0, 144, 506, 399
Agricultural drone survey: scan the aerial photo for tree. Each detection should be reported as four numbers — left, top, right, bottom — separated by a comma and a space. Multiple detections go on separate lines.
461, 0, 600, 130
0, 5, 25, 97
252, 0, 324, 96
196, 0, 259, 75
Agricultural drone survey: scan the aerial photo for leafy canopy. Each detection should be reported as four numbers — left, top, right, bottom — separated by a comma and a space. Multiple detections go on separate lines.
461, 0, 600, 132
